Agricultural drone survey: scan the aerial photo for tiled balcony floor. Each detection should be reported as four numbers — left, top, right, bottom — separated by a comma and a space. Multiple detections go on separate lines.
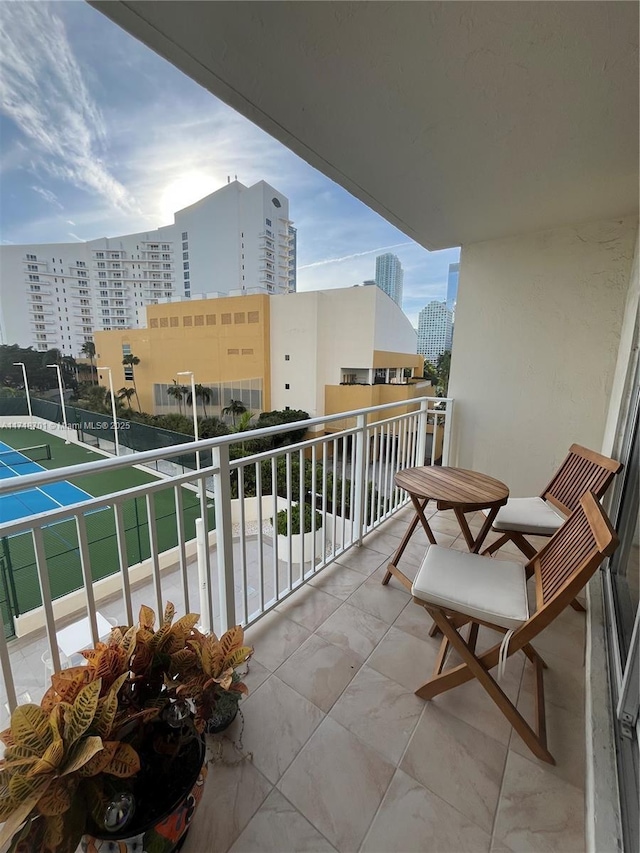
182, 507, 588, 853
1, 506, 587, 852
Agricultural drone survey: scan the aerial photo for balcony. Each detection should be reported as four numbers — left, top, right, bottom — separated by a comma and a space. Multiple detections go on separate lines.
0, 398, 592, 851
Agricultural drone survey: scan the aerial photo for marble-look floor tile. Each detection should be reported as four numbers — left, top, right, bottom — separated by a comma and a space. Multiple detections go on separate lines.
229, 788, 336, 852
182, 745, 272, 853
276, 586, 342, 632
308, 563, 366, 600
431, 652, 524, 746
493, 751, 585, 852
509, 688, 585, 790
238, 675, 324, 784
520, 648, 585, 718
361, 768, 491, 853
347, 572, 410, 624
367, 625, 439, 692
529, 607, 586, 666
393, 598, 437, 641
278, 717, 395, 853
238, 657, 271, 695
276, 634, 361, 712
329, 665, 424, 764
401, 703, 507, 834
245, 611, 311, 672
315, 601, 388, 659
335, 544, 389, 576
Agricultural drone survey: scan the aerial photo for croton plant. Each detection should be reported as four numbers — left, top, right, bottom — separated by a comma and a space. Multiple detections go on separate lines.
0, 603, 252, 853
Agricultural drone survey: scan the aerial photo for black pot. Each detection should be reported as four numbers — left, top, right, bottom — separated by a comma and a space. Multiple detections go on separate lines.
83, 731, 206, 853
205, 706, 238, 734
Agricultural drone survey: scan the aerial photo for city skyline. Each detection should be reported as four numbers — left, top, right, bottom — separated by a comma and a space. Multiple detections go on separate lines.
0, 1, 459, 328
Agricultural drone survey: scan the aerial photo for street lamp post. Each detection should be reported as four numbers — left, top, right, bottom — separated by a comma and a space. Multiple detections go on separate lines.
177, 371, 199, 469
97, 366, 120, 457
47, 364, 69, 444
12, 362, 32, 417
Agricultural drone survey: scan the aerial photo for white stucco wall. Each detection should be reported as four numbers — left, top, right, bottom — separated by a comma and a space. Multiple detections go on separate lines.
269, 286, 417, 419
448, 216, 638, 495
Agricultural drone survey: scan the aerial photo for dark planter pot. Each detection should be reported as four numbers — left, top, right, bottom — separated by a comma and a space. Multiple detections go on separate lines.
205, 705, 238, 734
82, 733, 207, 853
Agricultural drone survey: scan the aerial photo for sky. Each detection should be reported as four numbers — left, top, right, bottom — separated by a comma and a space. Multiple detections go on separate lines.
0, 0, 460, 327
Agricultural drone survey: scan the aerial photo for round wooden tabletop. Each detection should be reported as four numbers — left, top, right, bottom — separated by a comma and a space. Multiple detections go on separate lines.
394, 466, 509, 510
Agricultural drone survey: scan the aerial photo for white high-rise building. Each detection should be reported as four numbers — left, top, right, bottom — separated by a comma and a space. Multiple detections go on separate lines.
0, 180, 294, 355
417, 300, 453, 364
374, 253, 403, 307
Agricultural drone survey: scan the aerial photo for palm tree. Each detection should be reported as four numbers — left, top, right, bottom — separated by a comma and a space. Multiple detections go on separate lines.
222, 399, 247, 427
117, 387, 136, 409
167, 380, 187, 415
122, 353, 141, 410
81, 341, 97, 384
185, 384, 212, 418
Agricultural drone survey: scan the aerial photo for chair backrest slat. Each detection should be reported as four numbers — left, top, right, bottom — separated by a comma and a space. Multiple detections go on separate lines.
542, 443, 622, 516
526, 492, 618, 615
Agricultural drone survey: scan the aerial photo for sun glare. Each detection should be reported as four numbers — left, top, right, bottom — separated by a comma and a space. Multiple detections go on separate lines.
160, 173, 221, 222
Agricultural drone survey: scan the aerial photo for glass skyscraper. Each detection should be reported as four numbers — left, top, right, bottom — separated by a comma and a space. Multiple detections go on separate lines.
446, 262, 459, 312
375, 253, 404, 307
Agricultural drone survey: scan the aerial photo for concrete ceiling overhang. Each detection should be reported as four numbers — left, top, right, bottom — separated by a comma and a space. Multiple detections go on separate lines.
91, 1, 639, 250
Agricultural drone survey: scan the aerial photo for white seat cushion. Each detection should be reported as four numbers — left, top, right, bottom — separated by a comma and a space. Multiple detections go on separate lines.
484, 496, 565, 535
411, 545, 529, 630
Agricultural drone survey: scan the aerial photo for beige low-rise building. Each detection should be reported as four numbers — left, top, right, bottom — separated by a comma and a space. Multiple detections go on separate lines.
93, 286, 427, 425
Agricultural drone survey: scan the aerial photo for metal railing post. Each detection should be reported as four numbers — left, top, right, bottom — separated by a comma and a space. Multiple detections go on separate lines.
352, 413, 367, 546
212, 443, 236, 632
442, 399, 454, 466
416, 399, 429, 466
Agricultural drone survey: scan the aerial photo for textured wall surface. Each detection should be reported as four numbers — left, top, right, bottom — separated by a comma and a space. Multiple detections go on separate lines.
448, 215, 638, 495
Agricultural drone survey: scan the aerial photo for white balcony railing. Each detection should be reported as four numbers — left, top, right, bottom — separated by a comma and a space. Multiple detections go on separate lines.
0, 396, 452, 712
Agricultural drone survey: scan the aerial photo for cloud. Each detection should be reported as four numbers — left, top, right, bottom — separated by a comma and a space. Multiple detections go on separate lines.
299, 242, 414, 270
68, 233, 82, 242
31, 185, 63, 210
66, 220, 76, 226
0, 2, 137, 212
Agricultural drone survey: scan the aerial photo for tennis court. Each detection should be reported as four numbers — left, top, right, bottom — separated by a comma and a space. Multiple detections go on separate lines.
0, 428, 214, 638
0, 441, 94, 525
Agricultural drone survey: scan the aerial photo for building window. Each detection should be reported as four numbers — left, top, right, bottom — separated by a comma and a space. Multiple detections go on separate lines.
124, 367, 134, 380
182, 241, 188, 251
181, 232, 188, 241
183, 316, 193, 327
170, 317, 179, 327
206, 314, 216, 325
28, 274, 40, 281
183, 262, 189, 270
247, 311, 259, 323
149, 318, 159, 329
227, 348, 239, 355
184, 271, 190, 280
266, 218, 272, 226
285, 383, 290, 390
26, 254, 37, 261
285, 354, 290, 361
27, 264, 38, 271
160, 317, 168, 328
221, 313, 231, 325
241, 348, 254, 355
234, 312, 246, 324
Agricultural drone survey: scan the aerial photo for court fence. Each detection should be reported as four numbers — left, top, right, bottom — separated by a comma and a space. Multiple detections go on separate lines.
0, 396, 209, 472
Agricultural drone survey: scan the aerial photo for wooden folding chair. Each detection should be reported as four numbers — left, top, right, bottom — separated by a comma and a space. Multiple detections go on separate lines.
411, 492, 618, 764
481, 444, 621, 612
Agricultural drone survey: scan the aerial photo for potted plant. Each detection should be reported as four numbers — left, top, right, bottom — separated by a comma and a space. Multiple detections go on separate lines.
0, 604, 252, 853
276, 502, 323, 563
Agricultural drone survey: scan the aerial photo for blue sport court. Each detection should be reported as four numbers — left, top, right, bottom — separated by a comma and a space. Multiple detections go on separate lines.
0, 441, 93, 525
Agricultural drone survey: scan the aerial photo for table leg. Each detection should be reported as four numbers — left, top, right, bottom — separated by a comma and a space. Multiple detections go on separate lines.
470, 505, 502, 553
382, 497, 434, 589
452, 505, 503, 554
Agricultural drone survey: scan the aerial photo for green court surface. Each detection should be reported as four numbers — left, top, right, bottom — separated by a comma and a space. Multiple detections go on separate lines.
0, 428, 214, 637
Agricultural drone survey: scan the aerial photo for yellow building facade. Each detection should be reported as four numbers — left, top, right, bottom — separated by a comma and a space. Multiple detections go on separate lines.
94, 294, 270, 416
